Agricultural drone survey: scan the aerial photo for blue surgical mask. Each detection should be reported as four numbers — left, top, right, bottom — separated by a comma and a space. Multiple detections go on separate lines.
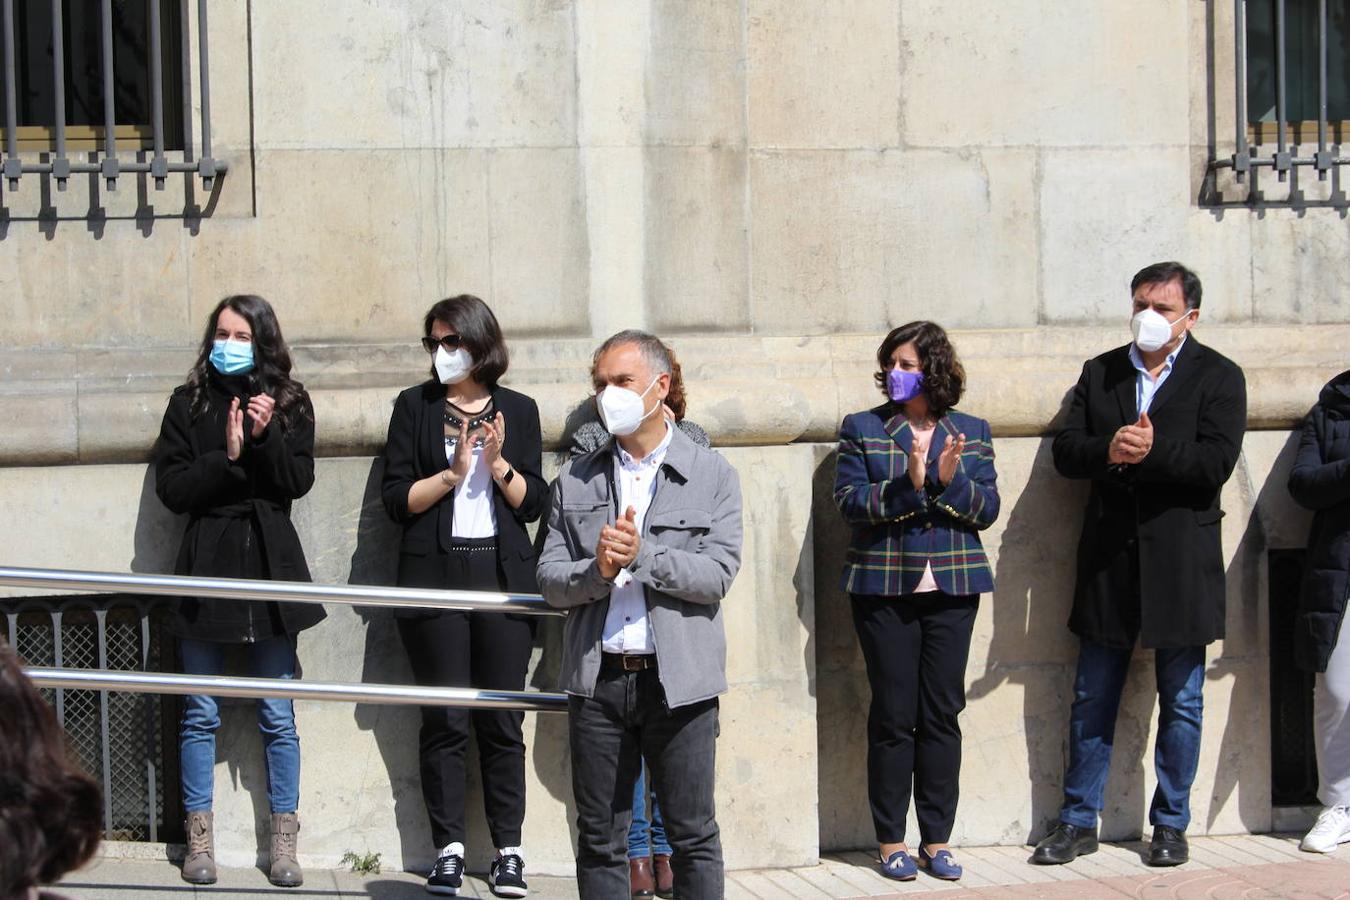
887, 368, 925, 403
210, 339, 255, 376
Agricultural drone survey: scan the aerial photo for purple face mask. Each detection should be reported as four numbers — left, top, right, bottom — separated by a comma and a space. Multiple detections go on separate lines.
887, 368, 925, 404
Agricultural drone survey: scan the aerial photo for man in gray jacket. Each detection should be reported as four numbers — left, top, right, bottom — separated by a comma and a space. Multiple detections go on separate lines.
538, 330, 743, 899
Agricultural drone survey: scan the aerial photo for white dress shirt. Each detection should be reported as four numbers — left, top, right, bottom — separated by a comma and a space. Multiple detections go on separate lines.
1129, 334, 1187, 417
601, 422, 674, 654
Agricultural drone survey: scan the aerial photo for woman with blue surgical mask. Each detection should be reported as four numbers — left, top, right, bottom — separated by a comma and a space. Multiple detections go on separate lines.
153, 295, 322, 888
379, 295, 547, 898
832, 321, 1000, 884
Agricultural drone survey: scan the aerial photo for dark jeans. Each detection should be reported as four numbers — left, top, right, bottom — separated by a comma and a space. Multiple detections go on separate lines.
396, 540, 534, 849
569, 667, 721, 899
851, 591, 978, 845
1059, 639, 1205, 831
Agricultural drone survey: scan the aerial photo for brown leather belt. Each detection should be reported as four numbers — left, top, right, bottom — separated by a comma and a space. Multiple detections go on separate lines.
601, 652, 658, 672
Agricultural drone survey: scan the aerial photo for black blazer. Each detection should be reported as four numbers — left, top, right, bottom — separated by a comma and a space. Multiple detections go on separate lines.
380, 381, 547, 602
1052, 338, 1247, 649
1288, 370, 1350, 672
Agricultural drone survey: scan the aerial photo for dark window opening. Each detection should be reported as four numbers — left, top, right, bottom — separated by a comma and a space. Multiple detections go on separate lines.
1, 0, 184, 150
1246, 0, 1350, 142
1268, 549, 1318, 807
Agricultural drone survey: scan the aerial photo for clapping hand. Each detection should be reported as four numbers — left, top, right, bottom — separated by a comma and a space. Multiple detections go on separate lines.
1109, 411, 1154, 465
937, 432, 966, 486
908, 433, 929, 490
246, 394, 275, 439
597, 506, 640, 580
481, 412, 505, 468
448, 419, 473, 484
225, 397, 245, 461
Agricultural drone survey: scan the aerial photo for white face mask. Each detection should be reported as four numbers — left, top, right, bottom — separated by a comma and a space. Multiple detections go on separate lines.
1131, 308, 1193, 353
597, 377, 661, 437
434, 346, 474, 385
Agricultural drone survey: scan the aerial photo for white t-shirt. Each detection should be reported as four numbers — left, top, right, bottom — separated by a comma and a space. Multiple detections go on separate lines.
446, 437, 497, 539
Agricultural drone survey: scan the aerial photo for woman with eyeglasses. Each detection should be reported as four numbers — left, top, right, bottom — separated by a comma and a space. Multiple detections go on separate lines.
154, 295, 322, 888
380, 295, 547, 898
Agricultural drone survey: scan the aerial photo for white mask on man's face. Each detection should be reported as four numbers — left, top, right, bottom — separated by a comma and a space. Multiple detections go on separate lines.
597, 377, 660, 437
1131, 308, 1192, 353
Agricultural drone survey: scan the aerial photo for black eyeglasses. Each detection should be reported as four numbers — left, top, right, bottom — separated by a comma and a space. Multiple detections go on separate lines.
421, 334, 464, 354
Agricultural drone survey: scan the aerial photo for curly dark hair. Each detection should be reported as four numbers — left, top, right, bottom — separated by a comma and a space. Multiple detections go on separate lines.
423, 295, 510, 387
873, 320, 966, 415
0, 639, 103, 899
184, 295, 309, 430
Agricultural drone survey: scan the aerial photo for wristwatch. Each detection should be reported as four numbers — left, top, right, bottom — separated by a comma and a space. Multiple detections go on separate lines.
500, 465, 516, 485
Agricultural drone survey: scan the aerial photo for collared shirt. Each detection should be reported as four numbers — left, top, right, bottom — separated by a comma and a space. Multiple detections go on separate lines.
1129, 334, 1187, 417
601, 422, 674, 654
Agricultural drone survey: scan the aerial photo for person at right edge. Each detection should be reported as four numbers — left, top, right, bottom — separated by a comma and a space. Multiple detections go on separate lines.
1033, 261, 1247, 869
1287, 367, 1350, 854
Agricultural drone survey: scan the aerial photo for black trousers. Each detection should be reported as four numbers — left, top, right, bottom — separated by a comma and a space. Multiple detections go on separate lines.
569, 667, 721, 900
396, 541, 534, 849
851, 591, 978, 845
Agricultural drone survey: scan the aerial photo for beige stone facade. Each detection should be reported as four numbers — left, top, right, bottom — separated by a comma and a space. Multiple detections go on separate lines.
1, 0, 1348, 875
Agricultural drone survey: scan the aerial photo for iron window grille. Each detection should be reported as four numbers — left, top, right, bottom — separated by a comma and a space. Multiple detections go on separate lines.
1213, 0, 1348, 187
3, 593, 182, 843
0, 0, 224, 193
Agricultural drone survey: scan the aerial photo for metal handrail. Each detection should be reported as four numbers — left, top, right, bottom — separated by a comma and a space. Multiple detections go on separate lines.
23, 668, 567, 712
0, 566, 563, 617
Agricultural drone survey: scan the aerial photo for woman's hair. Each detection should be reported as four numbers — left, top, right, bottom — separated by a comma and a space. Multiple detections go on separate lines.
873, 320, 966, 414
590, 329, 688, 420
423, 295, 510, 387
0, 639, 103, 899
184, 295, 308, 428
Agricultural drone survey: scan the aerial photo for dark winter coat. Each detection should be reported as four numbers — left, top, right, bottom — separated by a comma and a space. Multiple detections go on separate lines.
380, 381, 548, 608
154, 371, 325, 642
1287, 370, 1350, 672
1052, 338, 1247, 649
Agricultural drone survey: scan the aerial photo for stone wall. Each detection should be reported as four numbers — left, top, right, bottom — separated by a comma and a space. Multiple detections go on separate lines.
1, 0, 1348, 874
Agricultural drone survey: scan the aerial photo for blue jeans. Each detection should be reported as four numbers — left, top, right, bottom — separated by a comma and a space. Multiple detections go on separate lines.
1060, 639, 1205, 831
627, 762, 672, 859
179, 636, 301, 814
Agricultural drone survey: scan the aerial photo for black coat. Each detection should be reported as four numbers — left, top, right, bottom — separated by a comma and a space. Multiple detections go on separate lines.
1288, 370, 1350, 672
1052, 338, 1247, 649
380, 381, 547, 606
154, 373, 325, 642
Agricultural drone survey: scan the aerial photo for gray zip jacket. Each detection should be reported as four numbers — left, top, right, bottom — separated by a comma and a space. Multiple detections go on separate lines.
537, 425, 743, 708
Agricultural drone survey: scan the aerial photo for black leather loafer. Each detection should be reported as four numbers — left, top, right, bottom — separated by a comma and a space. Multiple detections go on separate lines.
1148, 826, 1189, 866
1031, 823, 1099, 865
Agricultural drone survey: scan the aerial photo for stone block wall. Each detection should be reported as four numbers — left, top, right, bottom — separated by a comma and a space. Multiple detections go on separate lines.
1, 0, 1348, 873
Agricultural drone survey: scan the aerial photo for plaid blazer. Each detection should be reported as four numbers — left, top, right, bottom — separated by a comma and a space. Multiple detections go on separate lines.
833, 405, 999, 597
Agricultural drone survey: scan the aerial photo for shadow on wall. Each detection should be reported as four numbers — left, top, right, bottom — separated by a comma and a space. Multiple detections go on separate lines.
1203, 428, 1308, 832
348, 458, 430, 868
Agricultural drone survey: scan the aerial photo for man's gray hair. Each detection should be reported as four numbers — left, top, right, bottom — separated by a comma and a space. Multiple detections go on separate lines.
591, 329, 672, 377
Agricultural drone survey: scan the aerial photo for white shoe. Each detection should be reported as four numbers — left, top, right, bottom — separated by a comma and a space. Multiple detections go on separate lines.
1300, 805, 1350, 853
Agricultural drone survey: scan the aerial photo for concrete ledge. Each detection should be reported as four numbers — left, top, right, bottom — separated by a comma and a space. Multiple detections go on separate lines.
2, 324, 1346, 465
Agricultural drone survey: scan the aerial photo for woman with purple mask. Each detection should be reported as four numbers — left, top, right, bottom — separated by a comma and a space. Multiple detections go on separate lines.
832, 321, 1000, 884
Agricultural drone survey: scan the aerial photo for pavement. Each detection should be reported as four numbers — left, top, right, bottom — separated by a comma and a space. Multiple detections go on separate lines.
56, 834, 1350, 899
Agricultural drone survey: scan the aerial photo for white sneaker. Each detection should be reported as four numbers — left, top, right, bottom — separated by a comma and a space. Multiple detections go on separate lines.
1300, 805, 1350, 853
